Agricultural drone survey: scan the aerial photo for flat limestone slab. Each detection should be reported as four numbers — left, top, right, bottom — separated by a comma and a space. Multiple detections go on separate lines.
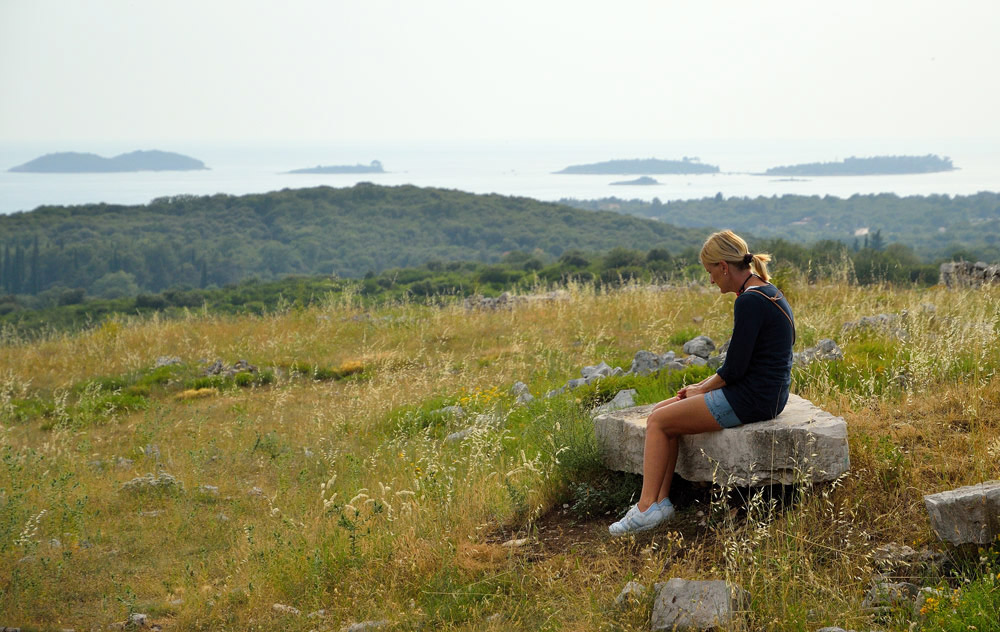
594, 393, 850, 486
924, 480, 1000, 546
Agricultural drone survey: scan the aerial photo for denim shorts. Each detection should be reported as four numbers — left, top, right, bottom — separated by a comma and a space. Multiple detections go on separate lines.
705, 389, 742, 429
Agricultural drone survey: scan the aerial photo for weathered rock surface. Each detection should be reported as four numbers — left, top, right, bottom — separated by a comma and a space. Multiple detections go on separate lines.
682, 336, 715, 359
120, 472, 183, 494
940, 260, 1000, 287
594, 394, 850, 486
794, 339, 843, 366
924, 480, 1000, 545
593, 389, 637, 415
651, 579, 747, 631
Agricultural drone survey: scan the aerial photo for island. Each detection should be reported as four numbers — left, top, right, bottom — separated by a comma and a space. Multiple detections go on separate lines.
287, 160, 384, 174
555, 157, 719, 175
610, 176, 660, 186
8, 150, 208, 173
764, 155, 955, 176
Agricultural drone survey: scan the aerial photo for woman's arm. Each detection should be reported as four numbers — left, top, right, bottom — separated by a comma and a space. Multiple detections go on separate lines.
678, 373, 726, 399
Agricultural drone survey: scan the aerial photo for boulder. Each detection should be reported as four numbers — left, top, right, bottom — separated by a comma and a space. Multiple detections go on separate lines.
594, 394, 850, 486
682, 336, 715, 359
651, 579, 747, 631
793, 339, 843, 366
581, 361, 613, 379
923, 480, 1000, 545
593, 389, 637, 415
629, 350, 676, 376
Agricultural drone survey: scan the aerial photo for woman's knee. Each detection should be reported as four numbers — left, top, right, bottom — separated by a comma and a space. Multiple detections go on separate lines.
646, 407, 682, 435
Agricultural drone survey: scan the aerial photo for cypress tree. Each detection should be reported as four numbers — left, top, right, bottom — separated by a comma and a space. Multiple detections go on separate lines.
30, 236, 40, 294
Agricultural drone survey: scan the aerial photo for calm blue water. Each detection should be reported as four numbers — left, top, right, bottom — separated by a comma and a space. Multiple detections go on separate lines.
1, 139, 998, 215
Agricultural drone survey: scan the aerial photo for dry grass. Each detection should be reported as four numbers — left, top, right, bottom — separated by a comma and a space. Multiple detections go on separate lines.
1, 281, 998, 630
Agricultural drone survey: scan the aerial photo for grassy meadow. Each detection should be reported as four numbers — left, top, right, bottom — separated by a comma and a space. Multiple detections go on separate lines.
1, 279, 999, 631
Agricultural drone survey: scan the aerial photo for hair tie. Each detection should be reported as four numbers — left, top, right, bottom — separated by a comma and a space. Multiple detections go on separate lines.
743, 253, 753, 265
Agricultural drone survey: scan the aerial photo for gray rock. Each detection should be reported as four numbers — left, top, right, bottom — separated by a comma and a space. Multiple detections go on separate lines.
794, 339, 843, 366
272, 603, 300, 615
344, 621, 388, 632
814, 628, 851, 632
610, 366, 625, 377
510, 381, 530, 396
594, 389, 637, 415
630, 350, 666, 376
515, 390, 534, 405
871, 542, 946, 572
198, 485, 219, 495
435, 405, 465, 419
614, 581, 646, 606
707, 353, 725, 370
651, 578, 747, 630
717, 339, 731, 354
544, 386, 565, 399
154, 356, 181, 368
595, 394, 851, 486
683, 356, 708, 367
581, 361, 613, 379
923, 480, 1000, 545
683, 336, 716, 359
666, 360, 686, 371
128, 613, 149, 627
248, 486, 264, 497
567, 378, 588, 389
861, 581, 919, 610
940, 260, 1000, 287
121, 472, 183, 494
444, 428, 474, 443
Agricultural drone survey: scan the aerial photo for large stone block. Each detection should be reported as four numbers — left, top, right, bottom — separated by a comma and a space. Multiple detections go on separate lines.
594, 394, 850, 486
652, 579, 747, 631
923, 480, 1000, 546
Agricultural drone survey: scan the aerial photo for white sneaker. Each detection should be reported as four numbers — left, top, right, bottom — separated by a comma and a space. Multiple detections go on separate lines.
655, 498, 676, 521
609, 502, 666, 536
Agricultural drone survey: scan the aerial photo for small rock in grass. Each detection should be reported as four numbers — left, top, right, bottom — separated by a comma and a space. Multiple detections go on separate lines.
615, 581, 646, 606
272, 603, 300, 615
510, 381, 530, 396
501, 538, 531, 548
861, 581, 919, 610
198, 485, 219, 495
128, 613, 149, 627
344, 621, 388, 632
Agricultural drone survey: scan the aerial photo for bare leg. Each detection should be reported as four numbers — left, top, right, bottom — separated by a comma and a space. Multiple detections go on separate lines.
636, 395, 721, 511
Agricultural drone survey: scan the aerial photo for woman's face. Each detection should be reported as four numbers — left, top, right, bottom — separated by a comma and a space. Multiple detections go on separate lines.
704, 261, 730, 293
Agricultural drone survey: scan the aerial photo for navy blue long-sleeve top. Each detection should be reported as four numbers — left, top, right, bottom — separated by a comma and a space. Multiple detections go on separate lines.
716, 283, 795, 423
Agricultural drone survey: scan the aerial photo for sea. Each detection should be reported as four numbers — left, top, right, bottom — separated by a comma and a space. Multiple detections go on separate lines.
1, 138, 998, 216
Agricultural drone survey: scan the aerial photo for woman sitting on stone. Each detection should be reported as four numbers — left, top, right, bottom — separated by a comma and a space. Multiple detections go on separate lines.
609, 229, 795, 535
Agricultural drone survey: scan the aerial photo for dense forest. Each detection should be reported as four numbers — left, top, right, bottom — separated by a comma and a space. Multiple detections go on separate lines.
562, 192, 1000, 263
556, 157, 719, 174
0, 236, 940, 335
0, 184, 706, 298
763, 154, 954, 176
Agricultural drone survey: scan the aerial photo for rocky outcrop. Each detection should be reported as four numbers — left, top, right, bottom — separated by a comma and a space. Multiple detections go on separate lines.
651, 579, 747, 631
939, 261, 1000, 287
594, 394, 850, 486
924, 480, 1000, 545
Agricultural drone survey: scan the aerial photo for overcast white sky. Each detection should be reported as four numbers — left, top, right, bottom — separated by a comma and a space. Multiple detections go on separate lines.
1, 0, 998, 143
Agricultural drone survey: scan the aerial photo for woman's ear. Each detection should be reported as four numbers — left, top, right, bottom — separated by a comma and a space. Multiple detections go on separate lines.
719, 261, 728, 276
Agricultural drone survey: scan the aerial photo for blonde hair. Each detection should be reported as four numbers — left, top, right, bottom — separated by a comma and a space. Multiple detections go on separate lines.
699, 230, 772, 282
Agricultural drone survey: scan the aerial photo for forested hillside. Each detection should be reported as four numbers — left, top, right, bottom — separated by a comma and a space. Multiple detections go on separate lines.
0, 184, 705, 297
562, 192, 1000, 262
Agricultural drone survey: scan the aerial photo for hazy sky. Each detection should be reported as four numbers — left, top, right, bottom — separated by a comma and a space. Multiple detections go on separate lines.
2, 0, 998, 143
